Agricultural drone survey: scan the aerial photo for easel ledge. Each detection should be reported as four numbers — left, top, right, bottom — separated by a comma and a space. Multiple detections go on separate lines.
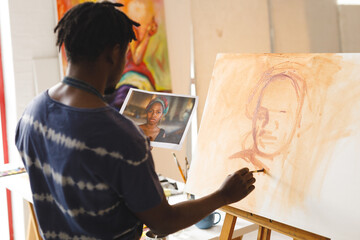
219, 206, 330, 240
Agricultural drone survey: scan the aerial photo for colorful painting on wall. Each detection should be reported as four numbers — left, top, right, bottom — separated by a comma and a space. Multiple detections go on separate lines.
56, 0, 172, 109
185, 53, 360, 239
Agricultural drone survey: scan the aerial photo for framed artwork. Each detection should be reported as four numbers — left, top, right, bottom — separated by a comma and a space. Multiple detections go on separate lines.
120, 89, 197, 150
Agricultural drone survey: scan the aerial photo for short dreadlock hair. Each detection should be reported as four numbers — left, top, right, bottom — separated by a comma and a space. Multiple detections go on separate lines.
54, 1, 139, 63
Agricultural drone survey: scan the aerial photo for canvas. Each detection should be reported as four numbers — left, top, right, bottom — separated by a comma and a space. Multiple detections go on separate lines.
186, 53, 360, 239
56, 0, 172, 109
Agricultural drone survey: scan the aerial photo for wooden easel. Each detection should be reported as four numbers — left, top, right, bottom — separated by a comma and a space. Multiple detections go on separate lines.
219, 206, 330, 240
27, 202, 43, 240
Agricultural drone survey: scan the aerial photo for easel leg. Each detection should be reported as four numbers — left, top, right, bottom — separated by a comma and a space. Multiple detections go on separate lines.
232, 237, 243, 240
26, 202, 42, 240
220, 213, 237, 240
257, 226, 271, 240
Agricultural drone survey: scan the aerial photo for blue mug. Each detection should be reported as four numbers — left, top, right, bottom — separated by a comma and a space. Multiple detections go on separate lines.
195, 212, 221, 229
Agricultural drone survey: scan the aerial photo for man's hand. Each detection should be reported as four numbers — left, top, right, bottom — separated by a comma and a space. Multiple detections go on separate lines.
149, 137, 154, 151
135, 168, 256, 235
218, 168, 255, 205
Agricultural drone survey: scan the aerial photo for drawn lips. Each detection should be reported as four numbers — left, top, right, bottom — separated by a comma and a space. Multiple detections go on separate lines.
259, 134, 277, 144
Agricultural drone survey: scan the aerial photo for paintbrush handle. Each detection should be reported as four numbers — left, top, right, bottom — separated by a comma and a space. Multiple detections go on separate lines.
173, 153, 187, 183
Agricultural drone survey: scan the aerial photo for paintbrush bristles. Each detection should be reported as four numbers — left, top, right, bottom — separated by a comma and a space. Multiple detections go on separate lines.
250, 168, 265, 173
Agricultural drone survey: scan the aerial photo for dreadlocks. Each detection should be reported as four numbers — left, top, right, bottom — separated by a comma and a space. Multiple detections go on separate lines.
54, 1, 139, 63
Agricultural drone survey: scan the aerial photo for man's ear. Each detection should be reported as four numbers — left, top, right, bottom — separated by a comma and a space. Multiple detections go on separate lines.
106, 44, 121, 65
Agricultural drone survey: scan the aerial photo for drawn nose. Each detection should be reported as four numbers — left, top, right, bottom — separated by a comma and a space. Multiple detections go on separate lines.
261, 117, 269, 128
262, 119, 279, 131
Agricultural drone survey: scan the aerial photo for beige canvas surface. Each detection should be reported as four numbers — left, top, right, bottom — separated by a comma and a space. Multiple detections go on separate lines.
186, 53, 360, 239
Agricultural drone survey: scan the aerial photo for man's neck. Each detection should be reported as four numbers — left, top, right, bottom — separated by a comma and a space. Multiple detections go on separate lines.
66, 61, 108, 95
47, 60, 110, 109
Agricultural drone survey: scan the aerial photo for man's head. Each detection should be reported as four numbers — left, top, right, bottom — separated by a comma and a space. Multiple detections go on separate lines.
246, 64, 306, 157
54, 1, 139, 64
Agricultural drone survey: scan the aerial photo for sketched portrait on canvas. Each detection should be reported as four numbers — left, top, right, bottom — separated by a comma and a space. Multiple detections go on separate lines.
229, 63, 307, 172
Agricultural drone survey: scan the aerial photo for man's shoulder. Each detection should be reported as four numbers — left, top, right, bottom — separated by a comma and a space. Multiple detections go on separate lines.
81, 110, 150, 164
100, 109, 143, 136
24, 91, 49, 111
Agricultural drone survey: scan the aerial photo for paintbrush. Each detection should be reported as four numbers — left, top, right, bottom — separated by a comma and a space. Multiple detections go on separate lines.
184, 156, 189, 179
250, 168, 265, 174
172, 153, 186, 183
184, 157, 189, 171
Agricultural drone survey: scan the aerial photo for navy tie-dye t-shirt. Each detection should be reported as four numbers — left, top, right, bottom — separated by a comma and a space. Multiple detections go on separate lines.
15, 91, 163, 240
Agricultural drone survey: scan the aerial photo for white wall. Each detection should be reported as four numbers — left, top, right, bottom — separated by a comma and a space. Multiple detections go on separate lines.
338, 4, 360, 52
9, 0, 59, 117
270, 0, 340, 53
191, 0, 272, 125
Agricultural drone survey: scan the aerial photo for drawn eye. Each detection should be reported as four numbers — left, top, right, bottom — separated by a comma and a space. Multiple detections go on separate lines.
257, 107, 268, 120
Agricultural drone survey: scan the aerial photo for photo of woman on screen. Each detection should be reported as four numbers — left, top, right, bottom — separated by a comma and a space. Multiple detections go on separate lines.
120, 89, 197, 150
139, 96, 169, 142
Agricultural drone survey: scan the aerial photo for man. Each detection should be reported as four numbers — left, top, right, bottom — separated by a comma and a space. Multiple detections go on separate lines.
15, 2, 255, 239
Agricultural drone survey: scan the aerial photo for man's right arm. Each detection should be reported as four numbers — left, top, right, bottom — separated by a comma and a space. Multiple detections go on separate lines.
135, 168, 255, 236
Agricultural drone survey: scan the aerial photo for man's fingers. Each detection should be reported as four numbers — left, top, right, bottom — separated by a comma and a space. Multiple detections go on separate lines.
247, 185, 255, 192
237, 168, 249, 176
247, 177, 256, 185
243, 172, 254, 181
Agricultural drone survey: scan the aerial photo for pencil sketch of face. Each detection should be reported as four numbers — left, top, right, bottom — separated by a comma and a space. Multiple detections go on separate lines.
229, 65, 306, 170
253, 74, 299, 156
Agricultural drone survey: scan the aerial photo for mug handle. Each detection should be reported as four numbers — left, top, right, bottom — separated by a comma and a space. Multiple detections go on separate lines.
213, 212, 221, 225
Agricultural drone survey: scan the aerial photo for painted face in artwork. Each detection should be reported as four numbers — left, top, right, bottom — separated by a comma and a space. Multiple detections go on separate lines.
146, 102, 164, 126
126, 0, 155, 40
253, 75, 299, 156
